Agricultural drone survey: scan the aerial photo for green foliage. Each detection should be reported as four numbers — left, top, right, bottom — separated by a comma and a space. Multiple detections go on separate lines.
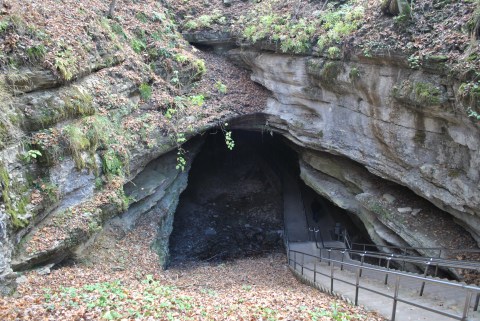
65, 86, 95, 117
26, 44, 47, 61
136, 12, 149, 23
309, 302, 358, 321
0, 20, 8, 33
315, 4, 364, 51
54, 48, 77, 81
183, 11, 225, 30
176, 149, 187, 171
131, 38, 147, 53
174, 53, 189, 64
0, 164, 28, 228
184, 20, 198, 30
139, 83, 152, 100
459, 81, 480, 111
215, 81, 228, 94
225, 130, 235, 150
413, 82, 441, 105
63, 124, 90, 168
467, 108, 480, 120
188, 94, 205, 106
327, 46, 341, 59
349, 67, 360, 80
102, 149, 124, 177
22, 149, 42, 163
110, 22, 127, 39
407, 54, 421, 69
240, 2, 363, 54
193, 59, 207, 77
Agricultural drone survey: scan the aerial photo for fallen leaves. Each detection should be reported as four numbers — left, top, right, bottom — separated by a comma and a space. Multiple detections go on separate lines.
1, 218, 385, 321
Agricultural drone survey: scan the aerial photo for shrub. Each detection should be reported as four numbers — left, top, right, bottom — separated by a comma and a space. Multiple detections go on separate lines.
139, 83, 152, 100
54, 48, 77, 81
327, 46, 341, 59
131, 38, 147, 53
26, 44, 47, 61
215, 81, 227, 94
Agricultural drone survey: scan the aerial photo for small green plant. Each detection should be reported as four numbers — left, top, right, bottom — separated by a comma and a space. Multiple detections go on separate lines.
0, 20, 8, 33
309, 302, 357, 321
225, 131, 234, 150
136, 12, 149, 23
349, 67, 360, 80
22, 149, 42, 162
139, 83, 152, 100
215, 81, 227, 94
131, 38, 147, 53
467, 108, 480, 120
110, 22, 127, 38
327, 46, 341, 59
176, 149, 186, 171
63, 124, 90, 168
189, 94, 204, 106
413, 82, 441, 105
54, 48, 77, 81
193, 59, 206, 77
26, 44, 47, 61
184, 20, 198, 30
174, 54, 189, 64
407, 54, 421, 69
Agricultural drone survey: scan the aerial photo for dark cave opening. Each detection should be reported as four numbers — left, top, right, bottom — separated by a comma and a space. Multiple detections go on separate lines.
168, 130, 373, 265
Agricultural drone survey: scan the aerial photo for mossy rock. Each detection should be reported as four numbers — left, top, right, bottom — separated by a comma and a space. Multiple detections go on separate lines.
392, 80, 446, 107
306, 58, 346, 92
19, 86, 95, 131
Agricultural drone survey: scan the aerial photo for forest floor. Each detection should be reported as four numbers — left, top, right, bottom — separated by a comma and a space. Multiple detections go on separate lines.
0, 214, 384, 321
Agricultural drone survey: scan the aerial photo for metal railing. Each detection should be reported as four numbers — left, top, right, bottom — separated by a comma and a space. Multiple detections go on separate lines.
349, 242, 480, 259
288, 248, 480, 321
309, 227, 325, 248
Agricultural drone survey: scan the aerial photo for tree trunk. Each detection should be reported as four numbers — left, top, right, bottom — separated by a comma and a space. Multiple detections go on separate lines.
108, 0, 117, 18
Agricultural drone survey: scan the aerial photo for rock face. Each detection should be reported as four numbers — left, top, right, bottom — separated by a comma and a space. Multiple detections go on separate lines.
1, 40, 479, 295
229, 49, 480, 248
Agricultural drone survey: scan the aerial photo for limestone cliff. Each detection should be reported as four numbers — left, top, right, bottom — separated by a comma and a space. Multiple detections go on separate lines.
1, 0, 480, 295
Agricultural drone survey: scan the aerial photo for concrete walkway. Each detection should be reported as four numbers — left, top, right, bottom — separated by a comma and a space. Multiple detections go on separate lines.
288, 241, 480, 321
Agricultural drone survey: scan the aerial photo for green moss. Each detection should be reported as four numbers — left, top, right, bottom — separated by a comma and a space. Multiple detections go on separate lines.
139, 83, 152, 100
349, 67, 360, 81
26, 44, 47, 61
459, 81, 480, 111
63, 124, 90, 169
448, 169, 462, 178
0, 164, 28, 228
64, 86, 95, 116
413, 82, 441, 105
54, 48, 78, 81
320, 62, 342, 82
393, 81, 442, 106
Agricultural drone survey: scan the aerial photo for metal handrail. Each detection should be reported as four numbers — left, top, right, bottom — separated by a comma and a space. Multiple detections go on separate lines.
321, 247, 480, 276
288, 248, 480, 321
350, 242, 480, 257
309, 227, 324, 249
343, 228, 352, 250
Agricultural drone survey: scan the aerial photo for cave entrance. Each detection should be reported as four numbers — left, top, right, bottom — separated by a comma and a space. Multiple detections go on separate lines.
168, 130, 371, 265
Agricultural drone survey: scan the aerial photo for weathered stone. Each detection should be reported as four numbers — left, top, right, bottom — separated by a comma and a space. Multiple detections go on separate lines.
412, 208, 422, 216
6, 68, 59, 94
397, 207, 412, 213
229, 48, 480, 245
382, 193, 396, 204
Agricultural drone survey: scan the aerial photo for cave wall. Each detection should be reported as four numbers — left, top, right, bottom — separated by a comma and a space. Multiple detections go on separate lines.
1, 42, 479, 296
229, 49, 480, 248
